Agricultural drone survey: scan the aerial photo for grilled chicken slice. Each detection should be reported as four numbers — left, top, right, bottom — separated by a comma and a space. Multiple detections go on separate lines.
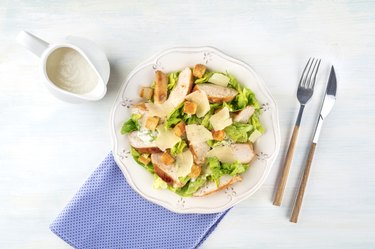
128, 131, 161, 154
167, 67, 193, 108
233, 105, 255, 123
230, 143, 255, 164
194, 83, 237, 103
193, 175, 242, 197
189, 142, 210, 165
154, 70, 168, 104
151, 153, 186, 188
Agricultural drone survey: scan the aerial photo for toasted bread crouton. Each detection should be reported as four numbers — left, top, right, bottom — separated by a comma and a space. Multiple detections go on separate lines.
173, 121, 186, 137
139, 87, 154, 100
183, 101, 197, 115
193, 64, 206, 78
189, 164, 201, 178
212, 130, 225, 141
154, 70, 168, 104
145, 116, 160, 131
161, 152, 175, 165
138, 154, 151, 165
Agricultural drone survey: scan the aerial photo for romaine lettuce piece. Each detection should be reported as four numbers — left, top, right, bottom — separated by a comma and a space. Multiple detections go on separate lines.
250, 113, 265, 133
167, 71, 179, 91
195, 71, 214, 84
173, 176, 207, 197
153, 175, 168, 189
165, 104, 184, 128
130, 147, 154, 173
207, 157, 222, 186
121, 114, 142, 134
224, 122, 253, 142
170, 140, 187, 156
221, 161, 249, 176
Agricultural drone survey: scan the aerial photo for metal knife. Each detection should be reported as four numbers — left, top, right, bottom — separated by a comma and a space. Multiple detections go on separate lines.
290, 66, 337, 223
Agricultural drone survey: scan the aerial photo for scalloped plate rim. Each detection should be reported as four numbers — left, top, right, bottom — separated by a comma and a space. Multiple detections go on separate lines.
110, 46, 281, 213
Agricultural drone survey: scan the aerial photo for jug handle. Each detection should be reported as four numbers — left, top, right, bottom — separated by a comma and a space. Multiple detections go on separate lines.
16, 31, 49, 58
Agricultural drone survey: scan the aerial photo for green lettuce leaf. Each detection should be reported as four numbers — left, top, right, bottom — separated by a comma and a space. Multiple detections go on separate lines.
130, 147, 154, 173
227, 74, 261, 111
173, 176, 207, 197
194, 71, 214, 84
250, 113, 265, 133
207, 157, 222, 186
121, 114, 142, 134
153, 175, 168, 189
170, 140, 187, 156
184, 114, 202, 125
167, 71, 179, 91
224, 122, 253, 143
165, 104, 184, 128
221, 161, 249, 176
201, 108, 214, 130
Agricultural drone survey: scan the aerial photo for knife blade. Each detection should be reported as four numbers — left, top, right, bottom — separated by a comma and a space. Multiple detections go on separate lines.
312, 66, 337, 143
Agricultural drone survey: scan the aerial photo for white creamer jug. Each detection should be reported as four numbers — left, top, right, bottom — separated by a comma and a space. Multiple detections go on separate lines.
17, 31, 110, 102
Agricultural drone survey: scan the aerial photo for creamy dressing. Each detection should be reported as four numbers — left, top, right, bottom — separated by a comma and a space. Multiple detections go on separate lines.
137, 129, 158, 143
46, 47, 98, 94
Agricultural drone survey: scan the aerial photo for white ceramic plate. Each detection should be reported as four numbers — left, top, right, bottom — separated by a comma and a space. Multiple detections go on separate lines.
110, 47, 280, 213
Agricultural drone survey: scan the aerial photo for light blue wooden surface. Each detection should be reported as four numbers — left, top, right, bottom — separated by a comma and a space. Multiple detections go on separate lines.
1, 1, 374, 248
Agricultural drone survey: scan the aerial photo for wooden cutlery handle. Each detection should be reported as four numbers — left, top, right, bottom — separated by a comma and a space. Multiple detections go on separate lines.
273, 125, 300, 206
290, 142, 317, 223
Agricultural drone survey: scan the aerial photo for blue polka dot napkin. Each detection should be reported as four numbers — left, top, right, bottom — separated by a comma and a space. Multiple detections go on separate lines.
50, 153, 229, 249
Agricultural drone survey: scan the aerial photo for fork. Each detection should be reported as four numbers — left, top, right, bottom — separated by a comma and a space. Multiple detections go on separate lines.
273, 58, 321, 206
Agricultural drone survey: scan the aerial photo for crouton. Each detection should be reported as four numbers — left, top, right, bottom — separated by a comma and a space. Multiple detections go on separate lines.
145, 116, 160, 131
193, 64, 207, 78
161, 152, 175, 165
139, 87, 154, 100
189, 164, 201, 178
138, 154, 151, 165
183, 101, 197, 115
212, 130, 225, 141
173, 121, 186, 137
154, 70, 168, 104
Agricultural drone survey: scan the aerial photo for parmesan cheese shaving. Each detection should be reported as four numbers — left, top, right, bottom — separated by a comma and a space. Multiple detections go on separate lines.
208, 73, 230, 87
185, 90, 210, 118
209, 107, 232, 131
185, 124, 213, 144
176, 150, 194, 177
154, 125, 181, 151
206, 145, 238, 163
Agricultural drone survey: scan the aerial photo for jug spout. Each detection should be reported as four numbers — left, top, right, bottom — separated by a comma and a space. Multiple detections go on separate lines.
17, 31, 49, 57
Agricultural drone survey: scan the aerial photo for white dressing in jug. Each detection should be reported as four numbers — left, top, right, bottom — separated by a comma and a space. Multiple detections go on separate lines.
46, 47, 98, 94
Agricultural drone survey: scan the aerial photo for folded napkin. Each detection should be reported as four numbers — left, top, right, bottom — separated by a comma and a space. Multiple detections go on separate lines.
50, 153, 229, 249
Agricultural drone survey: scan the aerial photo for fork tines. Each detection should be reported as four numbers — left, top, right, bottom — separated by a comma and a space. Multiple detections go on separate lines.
299, 58, 321, 89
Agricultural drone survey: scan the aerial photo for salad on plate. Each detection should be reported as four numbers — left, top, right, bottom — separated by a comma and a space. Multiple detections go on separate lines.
121, 64, 264, 197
